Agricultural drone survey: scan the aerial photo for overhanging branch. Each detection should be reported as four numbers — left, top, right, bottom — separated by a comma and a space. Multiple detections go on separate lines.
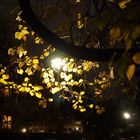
18, 0, 140, 62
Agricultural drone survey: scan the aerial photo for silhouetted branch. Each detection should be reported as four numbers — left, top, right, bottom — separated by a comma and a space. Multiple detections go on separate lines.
18, 0, 140, 62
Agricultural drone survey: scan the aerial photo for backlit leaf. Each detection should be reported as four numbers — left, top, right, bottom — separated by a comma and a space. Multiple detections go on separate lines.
50, 87, 61, 94
8, 48, 15, 56
2, 74, 9, 80
133, 53, 140, 64
35, 92, 42, 98
39, 99, 47, 108
25, 87, 31, 92
17, 69, 24, 75
89, 104, 94, 109
126, 64, 135, 81
80, 108, 86, 112
34, 85, 43, 91
18, 62, 25, 68
119, 0, 131, 9
48, 98, 53, 102
25, 67, 33, 75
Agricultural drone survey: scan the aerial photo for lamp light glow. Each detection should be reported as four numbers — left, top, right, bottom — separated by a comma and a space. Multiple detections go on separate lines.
123, 112, 131, 119
51, 58, 65, 70
21, 127, 27, 133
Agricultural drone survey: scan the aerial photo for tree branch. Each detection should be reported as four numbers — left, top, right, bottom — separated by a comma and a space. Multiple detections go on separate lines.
18, 0, 140, 62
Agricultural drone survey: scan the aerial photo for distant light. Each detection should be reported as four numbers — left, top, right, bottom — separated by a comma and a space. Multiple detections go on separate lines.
21, 128, 27, 133
75, 126, 79, 131
123, 112, 131, 119
51, 58, 65, 70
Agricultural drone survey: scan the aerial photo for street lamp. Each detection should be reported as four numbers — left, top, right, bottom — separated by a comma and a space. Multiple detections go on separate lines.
21, 127, 27, 133
51, 58, 65, 71
123, 112, 131, 120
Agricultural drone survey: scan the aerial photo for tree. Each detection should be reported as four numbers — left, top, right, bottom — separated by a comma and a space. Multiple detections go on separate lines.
0, 0, 140, 114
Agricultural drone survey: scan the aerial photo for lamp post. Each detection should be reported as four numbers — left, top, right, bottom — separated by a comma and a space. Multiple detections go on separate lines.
51, 57, 64, 140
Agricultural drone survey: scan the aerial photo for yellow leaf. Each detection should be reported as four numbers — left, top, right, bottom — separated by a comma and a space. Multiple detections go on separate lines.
8, 48, 15, 56
29, 90, 34, 96
15, 32, 23, 40
28, 83, 32, 87
133, 53, 140, 64
34, 85, 43, 91
33, 64, 41, 70
16, 15, 22, 21
73, 103, 78, 110
2, 74, 9, 80
40, 55, 45, 60
80, 91, 85, 95
17, 69, 24, 75
43, 72, 49, 78
95, 90, 102, 95
96, 110, 102, 115
18, 24, 23, 30
95, 105, 100, 110
48, 98, 53, 102
3, 88, 10, 96
78, 99, 83, 103
70, 58, 74, 62
60, 72, 66, 79
39, 100, 47, 108
24, 77, 29, 82
50, 87, 61, 94
64, 74, 72, 81
21, 28, 29, 35
77, 69, 83, 75
119, 0, 131, 9
33, 59, 39, 64
61, 81, 67, 86
73, 68, 77, 72
22, 83, 27, 86
82, 61, 93, 71
126, 64, 135, 81
80, 108, 86, 112
43, 51, 49, 57
19, 86, 25, 92
77, 13, 84, 29
25, 87, 31, 92
17, 47, 27, 58
48, 69, 53, 74
25, 67, 33, 75
0, 78, 8, 85
89, 104, 94, 109
79, 79, 83, 83
18, 62, 25, 68
35, 92, 42, 98
31, 31, 35, 36
43, 78, 50, 84
50, 78, 55, 82
101, 107, 105, 112
109, 27, 120, 45
0, 69, 5, 75
74, 81, 79, 86
62, 65, 68, 71
35, 37, 42, 44
46, 82, 52, 88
